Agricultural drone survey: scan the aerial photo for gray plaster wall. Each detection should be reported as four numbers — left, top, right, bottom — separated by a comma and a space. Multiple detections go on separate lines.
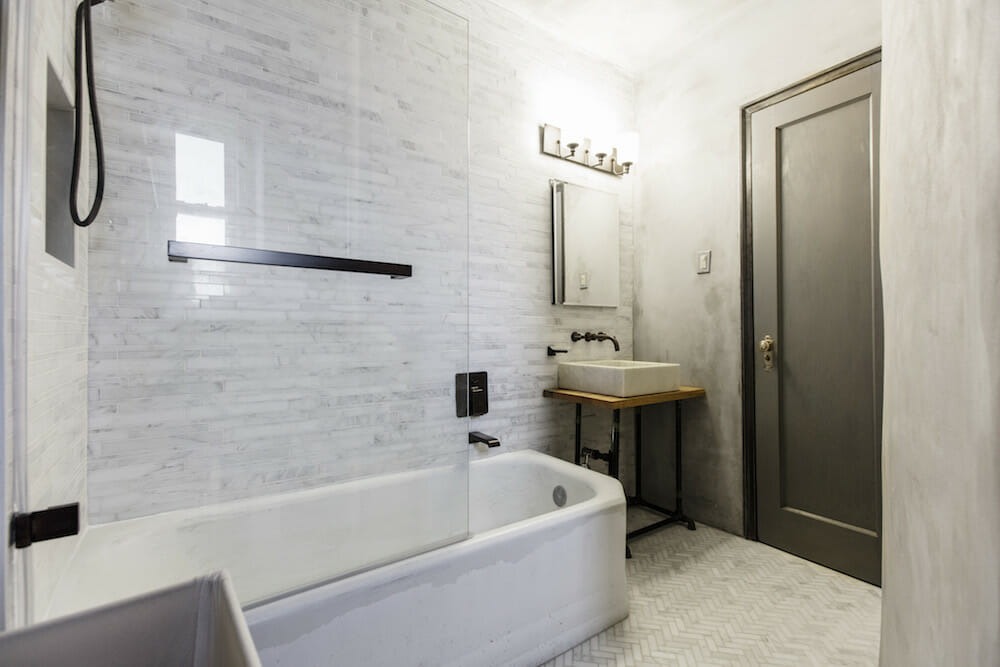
633, 0, 881, 533
879, 1, 1000, 664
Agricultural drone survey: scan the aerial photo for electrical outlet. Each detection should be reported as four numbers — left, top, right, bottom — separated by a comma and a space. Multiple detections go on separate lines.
697, 250, 712, 274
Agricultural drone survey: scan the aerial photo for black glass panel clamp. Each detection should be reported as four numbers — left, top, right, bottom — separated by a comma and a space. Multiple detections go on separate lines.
167, 241, 412, 279
10, 503, 80, 549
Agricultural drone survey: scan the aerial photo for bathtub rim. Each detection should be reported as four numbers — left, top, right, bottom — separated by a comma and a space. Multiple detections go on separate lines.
46, 455, 472, 619
245, 449, 625, 619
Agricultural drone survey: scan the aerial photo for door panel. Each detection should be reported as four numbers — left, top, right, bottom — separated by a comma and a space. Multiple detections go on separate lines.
751, 63, 882, 585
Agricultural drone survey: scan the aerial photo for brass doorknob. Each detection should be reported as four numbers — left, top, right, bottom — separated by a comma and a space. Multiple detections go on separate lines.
759, 335, 775, 372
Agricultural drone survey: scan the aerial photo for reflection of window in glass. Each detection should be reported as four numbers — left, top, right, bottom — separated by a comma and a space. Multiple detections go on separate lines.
175, 133, 225, 205
176, 214, 226, 245
175, 132, 226, 244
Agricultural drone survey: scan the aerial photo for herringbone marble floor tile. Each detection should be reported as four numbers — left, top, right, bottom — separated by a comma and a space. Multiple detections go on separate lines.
542, 510, 881, 666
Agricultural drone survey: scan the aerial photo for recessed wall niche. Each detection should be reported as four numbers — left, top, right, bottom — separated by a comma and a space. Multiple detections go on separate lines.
45, 62, 75, 267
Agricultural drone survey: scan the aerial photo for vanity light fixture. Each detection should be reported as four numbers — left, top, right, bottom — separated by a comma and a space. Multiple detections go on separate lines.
540, 123, 634, 177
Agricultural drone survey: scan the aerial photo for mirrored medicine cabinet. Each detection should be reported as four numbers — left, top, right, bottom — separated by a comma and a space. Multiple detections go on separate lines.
551, 180, 620, 307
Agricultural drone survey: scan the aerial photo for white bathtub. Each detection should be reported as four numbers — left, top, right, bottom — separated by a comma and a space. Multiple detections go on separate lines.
247, 449, 627, 666
45, 450, 627, 666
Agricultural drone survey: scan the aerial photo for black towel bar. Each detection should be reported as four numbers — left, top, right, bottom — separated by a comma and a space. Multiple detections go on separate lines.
167, 241, 412, 279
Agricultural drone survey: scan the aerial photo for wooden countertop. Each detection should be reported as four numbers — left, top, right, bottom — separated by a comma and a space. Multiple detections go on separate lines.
543, 386, 706, 409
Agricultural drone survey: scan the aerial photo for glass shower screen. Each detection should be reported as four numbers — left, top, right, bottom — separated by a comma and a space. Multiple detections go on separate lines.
25, 0, 470, 620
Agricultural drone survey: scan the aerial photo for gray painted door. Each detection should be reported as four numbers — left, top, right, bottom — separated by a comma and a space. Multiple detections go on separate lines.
750, 63, 882, 585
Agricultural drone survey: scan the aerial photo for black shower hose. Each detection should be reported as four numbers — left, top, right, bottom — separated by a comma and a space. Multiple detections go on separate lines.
69, 0, 106, 227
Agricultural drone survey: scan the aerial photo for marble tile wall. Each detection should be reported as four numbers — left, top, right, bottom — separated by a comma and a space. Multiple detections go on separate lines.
86, 0, 471, 522
456, 0, 637, 487
86, 0, 637, 523
1, 0, 26, 628
4, 0, 91, 623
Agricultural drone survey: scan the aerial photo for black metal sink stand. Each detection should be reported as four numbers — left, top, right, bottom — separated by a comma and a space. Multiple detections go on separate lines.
547, 386, 705, 559
626, 402, 696, 541
572, 401, 696, 559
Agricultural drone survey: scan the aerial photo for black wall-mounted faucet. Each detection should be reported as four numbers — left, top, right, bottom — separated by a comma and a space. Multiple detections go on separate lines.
469, 432, 501, 447
571, 331, 620, 352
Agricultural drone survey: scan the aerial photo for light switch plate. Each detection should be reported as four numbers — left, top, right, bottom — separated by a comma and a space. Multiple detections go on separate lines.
697, 250, 712, 274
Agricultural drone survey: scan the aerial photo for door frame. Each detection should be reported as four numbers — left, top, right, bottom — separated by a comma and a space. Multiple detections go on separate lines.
0, 0, 37, 630
0, 0, 9, 631
739, 47, 882, 540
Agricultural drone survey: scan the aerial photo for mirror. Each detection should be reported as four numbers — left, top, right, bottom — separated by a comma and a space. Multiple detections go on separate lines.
551, 180, 620, 307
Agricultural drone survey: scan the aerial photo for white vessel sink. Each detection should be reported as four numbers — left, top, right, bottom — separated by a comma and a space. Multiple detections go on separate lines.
558, 360, 681, 398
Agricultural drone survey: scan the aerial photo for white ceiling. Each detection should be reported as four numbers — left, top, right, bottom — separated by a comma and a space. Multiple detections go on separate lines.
488, 0, 751, 75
